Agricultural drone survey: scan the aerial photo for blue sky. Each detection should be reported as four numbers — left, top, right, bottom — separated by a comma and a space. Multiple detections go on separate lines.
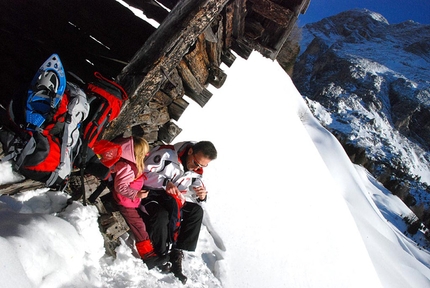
297, 0, 430, 26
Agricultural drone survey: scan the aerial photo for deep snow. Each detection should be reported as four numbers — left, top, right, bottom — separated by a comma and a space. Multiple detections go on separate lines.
0, 53, 429, 287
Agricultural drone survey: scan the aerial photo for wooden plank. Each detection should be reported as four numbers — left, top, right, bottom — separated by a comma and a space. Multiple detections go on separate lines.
248, 0, 294, 27
205, 16, 224, 67
103, 0, 229, 140
299, 0, 311, 14
232, 0, 247, 39
161, 68, 185, 100
223, 2, 235, 49
0, 179, 46, 195
152, 90, 174, 106
185, 34, 210, 86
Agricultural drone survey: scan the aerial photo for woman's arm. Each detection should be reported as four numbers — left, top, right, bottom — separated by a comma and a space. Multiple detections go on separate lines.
114, 161, 141, 199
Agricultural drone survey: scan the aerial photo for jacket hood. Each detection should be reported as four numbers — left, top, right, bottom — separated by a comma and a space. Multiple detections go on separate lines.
115, 136, 136, 164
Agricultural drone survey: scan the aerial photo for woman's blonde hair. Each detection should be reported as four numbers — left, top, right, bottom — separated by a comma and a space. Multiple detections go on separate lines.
133, 136, 150, 176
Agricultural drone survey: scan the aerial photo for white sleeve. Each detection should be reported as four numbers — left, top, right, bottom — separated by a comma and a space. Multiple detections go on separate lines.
143, 147, 182, 189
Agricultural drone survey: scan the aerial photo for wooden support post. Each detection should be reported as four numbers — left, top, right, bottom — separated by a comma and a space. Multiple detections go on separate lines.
158, 121, 183, 143
221, 49, 237, 67
208, 65, 227, 88
169, 98, 190, 121
232, 38, 254, 59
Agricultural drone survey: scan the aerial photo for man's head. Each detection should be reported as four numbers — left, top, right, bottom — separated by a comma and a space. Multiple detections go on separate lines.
186, 141, 217, 171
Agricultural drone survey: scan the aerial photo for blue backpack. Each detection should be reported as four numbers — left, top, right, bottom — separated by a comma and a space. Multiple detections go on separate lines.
1, 54, 90, 188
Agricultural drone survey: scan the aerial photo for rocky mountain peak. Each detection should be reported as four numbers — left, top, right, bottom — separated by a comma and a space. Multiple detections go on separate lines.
304, 9, 389, 43
292, 9, 430, 224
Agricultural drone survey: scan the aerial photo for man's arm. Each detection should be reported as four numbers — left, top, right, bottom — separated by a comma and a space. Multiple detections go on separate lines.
143, 146, 182, 190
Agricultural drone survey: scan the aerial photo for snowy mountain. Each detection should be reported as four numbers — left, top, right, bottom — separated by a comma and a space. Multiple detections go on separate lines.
1, 52, 430, 288
292, 9, 430, 231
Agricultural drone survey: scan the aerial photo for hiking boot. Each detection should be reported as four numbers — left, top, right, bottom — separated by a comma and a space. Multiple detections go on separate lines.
136, 240, 169, 270
170, 249, 187, 284
156, 262, 172, 274
142, 253, 169, 270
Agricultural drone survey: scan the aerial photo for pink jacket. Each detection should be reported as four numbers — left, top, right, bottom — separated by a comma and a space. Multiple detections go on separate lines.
112, 137, 145, 208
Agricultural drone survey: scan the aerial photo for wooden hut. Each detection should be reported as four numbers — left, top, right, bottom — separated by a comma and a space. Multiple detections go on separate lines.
0, 0, 310, 251
1, 0, 310, 144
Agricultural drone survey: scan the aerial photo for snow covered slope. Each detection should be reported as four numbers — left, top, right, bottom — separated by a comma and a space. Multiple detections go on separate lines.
293, 8, 430, 221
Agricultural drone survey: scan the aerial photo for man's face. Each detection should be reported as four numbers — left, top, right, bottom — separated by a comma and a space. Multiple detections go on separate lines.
187, 148, 211, 171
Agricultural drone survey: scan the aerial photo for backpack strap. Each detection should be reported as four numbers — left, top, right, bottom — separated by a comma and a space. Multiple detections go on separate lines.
44, 120, 70, 188
15, 136, 37, 169
93, 72, 128, 101
0, 129, 37, 169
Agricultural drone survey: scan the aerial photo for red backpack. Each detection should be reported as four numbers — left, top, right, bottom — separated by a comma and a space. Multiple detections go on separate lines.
72, 72, 128, 205
83, 72, 128, 150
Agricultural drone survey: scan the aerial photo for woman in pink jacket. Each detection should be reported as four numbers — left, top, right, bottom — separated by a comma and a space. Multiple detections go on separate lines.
112, 136, 167, 269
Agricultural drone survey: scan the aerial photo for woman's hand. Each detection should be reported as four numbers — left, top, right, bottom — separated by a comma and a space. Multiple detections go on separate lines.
137, 189, 149, 199
166, 181, 181, 196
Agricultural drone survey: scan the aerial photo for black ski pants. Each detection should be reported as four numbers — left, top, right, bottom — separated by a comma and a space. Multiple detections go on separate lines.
140, 196, 203, 255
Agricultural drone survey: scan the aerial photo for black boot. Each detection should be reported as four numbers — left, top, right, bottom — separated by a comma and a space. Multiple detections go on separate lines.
142, 253, 169, 270
170, 249, 187, 284
137, 240, 169, 270
156, 262, 172, 274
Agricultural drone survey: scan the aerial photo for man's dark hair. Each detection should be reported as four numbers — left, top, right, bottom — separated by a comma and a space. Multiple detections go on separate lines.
193, 141, 217, 160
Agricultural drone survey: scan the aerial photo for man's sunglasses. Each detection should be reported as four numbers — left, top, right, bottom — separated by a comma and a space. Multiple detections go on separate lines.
192, 154, 208, 168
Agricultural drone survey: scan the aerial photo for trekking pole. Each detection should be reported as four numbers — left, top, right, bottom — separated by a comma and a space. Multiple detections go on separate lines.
81, 168, 86, 206
80, 140, 89, 206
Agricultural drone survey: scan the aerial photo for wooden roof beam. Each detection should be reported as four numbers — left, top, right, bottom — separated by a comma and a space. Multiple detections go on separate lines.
122, 0, 170, 24
298, 0, 311, 14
